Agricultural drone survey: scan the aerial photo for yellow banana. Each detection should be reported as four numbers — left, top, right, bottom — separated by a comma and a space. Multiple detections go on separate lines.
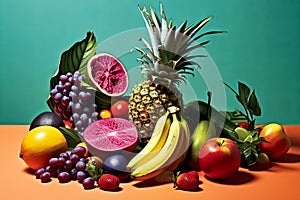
131, 113, 181, 178
127, 111, 171, 170
167, 117, 190, 172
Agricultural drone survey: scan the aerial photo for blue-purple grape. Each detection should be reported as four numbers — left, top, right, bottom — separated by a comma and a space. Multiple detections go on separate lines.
71, 146, 87, 157
65, 160, 73, 170
58, 172, 70, 183
49, 157, 58, 167
76, 171, 87, 183
57, 157, 66, 167
75, 161, 86, 171
70, 168, 78, 180
40, 172, 51, 183
82, 177, 95, 189
70, 154, 80, 164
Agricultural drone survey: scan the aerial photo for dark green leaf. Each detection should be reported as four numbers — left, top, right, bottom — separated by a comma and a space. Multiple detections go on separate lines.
248, 90, 262, 116
238, 82, 250, 108
50, 31, 96, 91
248, 120, 256, 131
59, 127, 82, 149
237, 142, 258, 166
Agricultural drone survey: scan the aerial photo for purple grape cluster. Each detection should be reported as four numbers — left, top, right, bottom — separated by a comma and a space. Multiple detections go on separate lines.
35, 146, 95, 189
50, 71, 98, 134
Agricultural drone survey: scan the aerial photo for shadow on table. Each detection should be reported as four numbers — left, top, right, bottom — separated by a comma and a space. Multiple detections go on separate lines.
205, 171, 255, 185
23, 167, 35, 175
275, 153, 300, 163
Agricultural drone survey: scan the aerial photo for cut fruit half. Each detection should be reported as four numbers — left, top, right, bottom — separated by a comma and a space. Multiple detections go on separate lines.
83, 118, 138, 159
87, 53, 128, 97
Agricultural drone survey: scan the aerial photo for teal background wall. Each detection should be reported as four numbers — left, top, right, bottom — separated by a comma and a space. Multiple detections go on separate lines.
0, 0, 299, 125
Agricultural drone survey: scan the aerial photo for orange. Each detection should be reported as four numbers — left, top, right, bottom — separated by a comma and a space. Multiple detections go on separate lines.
99, 109, 112, 119
20, 126, 68, 170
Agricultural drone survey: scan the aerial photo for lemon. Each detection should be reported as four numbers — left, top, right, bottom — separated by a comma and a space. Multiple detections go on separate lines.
20, 126, 68, 170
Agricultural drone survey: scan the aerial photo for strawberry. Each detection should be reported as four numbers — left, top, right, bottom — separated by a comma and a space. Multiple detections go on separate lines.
174, 172, 199, 191
98, 174, 120, 191
188, 171, 199, 180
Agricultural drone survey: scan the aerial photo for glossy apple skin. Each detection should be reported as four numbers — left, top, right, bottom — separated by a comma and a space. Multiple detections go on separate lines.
199, 138, 241, 180
258, 123, 291, 160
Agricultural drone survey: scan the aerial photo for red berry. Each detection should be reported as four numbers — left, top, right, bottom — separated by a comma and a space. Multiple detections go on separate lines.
64, 120, 73, 129
98, 174, 120, 191
175, 173, 199, 191
188, 171, 199, 180
238, 122, 250, 129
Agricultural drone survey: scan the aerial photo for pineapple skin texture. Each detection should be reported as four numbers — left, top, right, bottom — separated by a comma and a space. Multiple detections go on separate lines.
129, 80, 182, 144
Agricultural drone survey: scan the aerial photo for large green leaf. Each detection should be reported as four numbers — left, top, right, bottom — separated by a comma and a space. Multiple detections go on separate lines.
46, 31, 97, 112
248, 90, 262, 116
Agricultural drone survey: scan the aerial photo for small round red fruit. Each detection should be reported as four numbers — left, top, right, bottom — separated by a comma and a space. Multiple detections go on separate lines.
110, 100, 129, 118
199, 138, 241, 180
237, 122, 249, 129
98, 174, 120, 191
258, 123, 291, 160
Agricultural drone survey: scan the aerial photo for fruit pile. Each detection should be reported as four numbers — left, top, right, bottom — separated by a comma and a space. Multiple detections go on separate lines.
19, 3, 292, 192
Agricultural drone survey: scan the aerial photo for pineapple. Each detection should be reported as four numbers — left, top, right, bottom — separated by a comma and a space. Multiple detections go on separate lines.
129, 4, 222, 144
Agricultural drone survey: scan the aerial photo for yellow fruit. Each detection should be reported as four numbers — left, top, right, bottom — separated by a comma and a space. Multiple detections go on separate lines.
19, 126, 68, 170
99, 109, 112, 119
76, 142, 89, 157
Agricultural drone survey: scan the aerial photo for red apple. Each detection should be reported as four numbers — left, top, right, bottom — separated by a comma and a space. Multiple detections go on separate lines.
199, 138, 241, 180
258, 123, 291, 160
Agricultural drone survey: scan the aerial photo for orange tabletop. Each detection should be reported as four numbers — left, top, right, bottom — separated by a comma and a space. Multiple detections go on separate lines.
1, 125, 299, 200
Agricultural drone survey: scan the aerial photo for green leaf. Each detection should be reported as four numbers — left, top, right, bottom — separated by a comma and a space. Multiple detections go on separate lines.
46, 31, 96, 111
86, 163, 103, 181
238, 81, 250, 108
248, 90, 262, 116
237, 142, 258, 167
50, 31, 96, 91
59, 127, 82, 149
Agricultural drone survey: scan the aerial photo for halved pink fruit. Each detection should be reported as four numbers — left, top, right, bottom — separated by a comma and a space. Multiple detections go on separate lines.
83, 118, 138, 159
87, 53, 128, 97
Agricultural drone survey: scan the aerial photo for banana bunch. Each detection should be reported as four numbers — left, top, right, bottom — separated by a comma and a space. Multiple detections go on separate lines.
127, 106, 190, 180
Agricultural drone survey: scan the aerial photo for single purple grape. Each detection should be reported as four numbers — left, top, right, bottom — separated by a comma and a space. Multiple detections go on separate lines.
65, 160, 73, 170
59, 75, 68, 84
82, 177, 95, 189
54, 93, 63, 103
57, 157, 66, 167
75, 161, 86, 171
70, 168, 78, 180
61, 96, 70, 107
72, 146, 87, 157
76, 171, 86, 183
49, 158, 58, 167
70, 154, 80, 164
40, 172, 51, 183
58, 172, 70, 183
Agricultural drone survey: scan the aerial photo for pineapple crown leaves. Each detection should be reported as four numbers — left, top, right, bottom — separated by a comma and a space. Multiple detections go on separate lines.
134, 3, 224, 84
